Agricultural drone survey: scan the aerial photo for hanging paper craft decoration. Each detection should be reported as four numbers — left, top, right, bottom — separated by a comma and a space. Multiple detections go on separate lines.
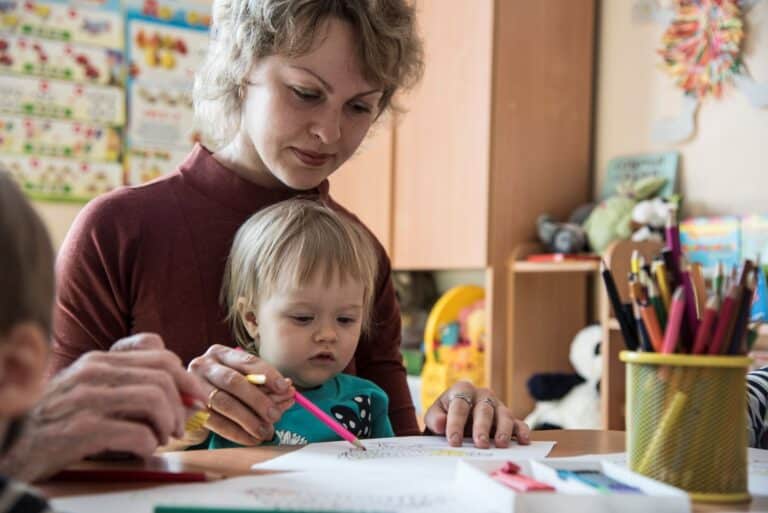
634, 0, 768, 144
659, 0, 744, 100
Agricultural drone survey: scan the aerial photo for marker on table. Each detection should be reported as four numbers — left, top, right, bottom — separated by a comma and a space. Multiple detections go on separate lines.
246, 374, 366, 451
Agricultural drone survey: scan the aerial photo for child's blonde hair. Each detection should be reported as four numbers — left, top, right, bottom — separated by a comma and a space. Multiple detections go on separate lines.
222, 199, 378, 350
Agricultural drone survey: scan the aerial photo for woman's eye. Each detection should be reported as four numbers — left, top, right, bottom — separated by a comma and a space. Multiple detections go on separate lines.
291, 87, 321, 102
349, 102, 372, 115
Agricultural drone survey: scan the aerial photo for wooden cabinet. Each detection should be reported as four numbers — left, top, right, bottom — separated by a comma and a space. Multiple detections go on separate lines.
331, 0, 596, 402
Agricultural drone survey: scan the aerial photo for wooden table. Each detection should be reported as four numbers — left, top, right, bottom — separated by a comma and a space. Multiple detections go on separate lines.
39, 430, 767, 512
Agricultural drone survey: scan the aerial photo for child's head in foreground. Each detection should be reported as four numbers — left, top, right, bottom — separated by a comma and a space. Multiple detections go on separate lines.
222, 199, 378, 388
0, 170, 54, 450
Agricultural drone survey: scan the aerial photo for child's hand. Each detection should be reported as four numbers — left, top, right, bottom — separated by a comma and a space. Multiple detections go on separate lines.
188, 344, 295, 446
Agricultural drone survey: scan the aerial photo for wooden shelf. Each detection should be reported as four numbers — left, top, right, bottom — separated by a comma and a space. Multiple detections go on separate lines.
510, 260, 600, 273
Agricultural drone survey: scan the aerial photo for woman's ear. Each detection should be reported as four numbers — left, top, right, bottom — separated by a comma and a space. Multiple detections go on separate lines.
0, 323, 48, 417
236, 297, 260, 340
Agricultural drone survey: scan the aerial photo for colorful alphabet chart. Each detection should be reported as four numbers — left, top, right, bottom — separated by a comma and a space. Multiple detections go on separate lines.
123, 0, 210, 185
0, 0, 125, 201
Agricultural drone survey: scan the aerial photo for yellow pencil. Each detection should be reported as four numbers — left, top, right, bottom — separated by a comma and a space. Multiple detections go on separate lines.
690, 262, 707, 318
653, 260, 672, 311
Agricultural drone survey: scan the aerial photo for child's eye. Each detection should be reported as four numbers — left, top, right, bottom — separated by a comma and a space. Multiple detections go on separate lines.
290, 86, 321, 102
290, 315, 314, 324
337, 316, 358, 325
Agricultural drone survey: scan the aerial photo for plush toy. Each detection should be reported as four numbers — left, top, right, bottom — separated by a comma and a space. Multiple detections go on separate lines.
583, 176, 668, 253
630, 196, 676, 243
536, 203, 594, 254
524, 325, 602, 430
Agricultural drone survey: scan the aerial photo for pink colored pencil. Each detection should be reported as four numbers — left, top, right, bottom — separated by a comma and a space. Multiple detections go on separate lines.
662, 287, 686, 354
294, 391, 366, 450
692, 296, 719, 354
708, 286, 739, 355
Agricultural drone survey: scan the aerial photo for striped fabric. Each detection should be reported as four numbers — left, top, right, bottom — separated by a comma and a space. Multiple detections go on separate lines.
747, 366, 768, 449
0, 476, 52, 513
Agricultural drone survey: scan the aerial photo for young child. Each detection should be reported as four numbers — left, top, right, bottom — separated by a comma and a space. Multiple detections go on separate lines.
209, 199, 394, 448
0, 171, 55, 512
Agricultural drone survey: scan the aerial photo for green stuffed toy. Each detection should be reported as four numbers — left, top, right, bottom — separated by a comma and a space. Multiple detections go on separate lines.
583, 176, 668, 253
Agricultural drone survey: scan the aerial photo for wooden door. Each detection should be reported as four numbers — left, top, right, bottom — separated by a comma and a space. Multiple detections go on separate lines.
391, 0, 493, 269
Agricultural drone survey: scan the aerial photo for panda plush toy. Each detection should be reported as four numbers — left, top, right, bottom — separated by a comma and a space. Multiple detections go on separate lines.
524, 325, 602, 430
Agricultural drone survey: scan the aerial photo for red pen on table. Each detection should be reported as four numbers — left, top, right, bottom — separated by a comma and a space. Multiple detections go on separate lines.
692, 296, 719, 355
246, 373, 366, 451
662, 287, 685, 354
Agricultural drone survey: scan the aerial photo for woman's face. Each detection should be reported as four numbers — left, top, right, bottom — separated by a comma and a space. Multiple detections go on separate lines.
239, 17, 382, 190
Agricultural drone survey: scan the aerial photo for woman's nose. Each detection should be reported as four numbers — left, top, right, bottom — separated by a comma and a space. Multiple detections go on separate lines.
309, 106, 342, 145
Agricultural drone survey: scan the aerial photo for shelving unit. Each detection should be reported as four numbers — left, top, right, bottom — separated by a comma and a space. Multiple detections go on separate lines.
506, 243, 600, 420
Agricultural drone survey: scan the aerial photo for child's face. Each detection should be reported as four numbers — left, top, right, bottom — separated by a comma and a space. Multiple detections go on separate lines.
238, 17, 382, 191
243, 270, 365, 388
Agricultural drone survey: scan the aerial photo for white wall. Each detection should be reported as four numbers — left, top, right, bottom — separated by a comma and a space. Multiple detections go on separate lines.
596, 1, 768, 216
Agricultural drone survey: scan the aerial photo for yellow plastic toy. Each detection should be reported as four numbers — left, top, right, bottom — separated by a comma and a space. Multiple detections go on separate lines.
420, 285, 486, 413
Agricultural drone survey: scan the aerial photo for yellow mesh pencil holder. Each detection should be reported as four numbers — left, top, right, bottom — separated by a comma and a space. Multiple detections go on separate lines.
620, 351, 751, 504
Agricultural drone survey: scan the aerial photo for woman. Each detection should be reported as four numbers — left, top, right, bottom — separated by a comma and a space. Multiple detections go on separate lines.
52, 0, 529, 450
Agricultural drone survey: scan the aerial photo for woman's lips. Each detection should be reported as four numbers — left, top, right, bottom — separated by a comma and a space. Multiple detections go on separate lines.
291, 147, 333, 167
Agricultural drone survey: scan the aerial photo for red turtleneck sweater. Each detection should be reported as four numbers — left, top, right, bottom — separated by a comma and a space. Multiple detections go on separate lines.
51, 144, 419, 435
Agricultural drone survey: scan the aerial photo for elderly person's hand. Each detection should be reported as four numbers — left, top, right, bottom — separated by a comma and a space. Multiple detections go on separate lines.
423, 380, 530, 449
187, 345, 295, 446
0, 333, 206, 482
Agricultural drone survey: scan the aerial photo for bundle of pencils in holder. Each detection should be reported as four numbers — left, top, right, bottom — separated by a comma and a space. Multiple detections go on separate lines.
601, 206, 762, 356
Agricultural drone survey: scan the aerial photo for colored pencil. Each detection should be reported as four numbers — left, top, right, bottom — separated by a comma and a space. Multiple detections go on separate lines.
689, 262, 707, 318
662, 288, 686, 354
601, 260, 638, 350
653, 260, 672, 311
692, 296, 718, 355
246, 374, 365, 451
640, 300, 664, 353
708, 285, 739, 354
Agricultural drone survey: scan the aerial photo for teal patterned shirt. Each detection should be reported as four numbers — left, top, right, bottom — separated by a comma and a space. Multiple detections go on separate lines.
208, 374, 394, 448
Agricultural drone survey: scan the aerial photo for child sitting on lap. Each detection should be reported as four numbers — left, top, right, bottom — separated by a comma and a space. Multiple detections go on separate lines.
209, 199, 394, 448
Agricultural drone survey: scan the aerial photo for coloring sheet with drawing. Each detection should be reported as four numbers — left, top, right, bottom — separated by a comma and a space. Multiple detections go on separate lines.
52, 436, 555, 513
253, 435, 556, 479
52, 470, 486, 513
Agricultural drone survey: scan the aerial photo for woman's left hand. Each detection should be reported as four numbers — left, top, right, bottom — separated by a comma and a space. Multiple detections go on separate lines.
423, 380, 530, 448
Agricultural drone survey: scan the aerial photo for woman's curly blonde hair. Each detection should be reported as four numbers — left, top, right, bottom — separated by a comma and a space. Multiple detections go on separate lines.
194, 0, 424, 148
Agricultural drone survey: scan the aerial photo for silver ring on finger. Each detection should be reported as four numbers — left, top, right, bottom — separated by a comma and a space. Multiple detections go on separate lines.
481, 397, 497, 409
451, 392, 474, 407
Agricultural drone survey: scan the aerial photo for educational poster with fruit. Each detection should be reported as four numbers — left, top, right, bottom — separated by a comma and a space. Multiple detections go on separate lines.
123, 0, 210, 185
0, 0, 124, 201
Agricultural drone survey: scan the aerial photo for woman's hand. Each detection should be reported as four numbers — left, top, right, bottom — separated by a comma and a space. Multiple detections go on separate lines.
423, 380, 530, 449
0, 333, 208, 482
187, 345, 295, 446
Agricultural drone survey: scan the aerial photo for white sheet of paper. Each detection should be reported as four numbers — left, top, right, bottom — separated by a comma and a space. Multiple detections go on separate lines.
252, 435, 556, 480
52, 469, 499, 513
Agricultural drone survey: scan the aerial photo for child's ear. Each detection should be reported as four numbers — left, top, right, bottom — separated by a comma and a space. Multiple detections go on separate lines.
236, 297, 260, 340
0, 323, 48, 417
